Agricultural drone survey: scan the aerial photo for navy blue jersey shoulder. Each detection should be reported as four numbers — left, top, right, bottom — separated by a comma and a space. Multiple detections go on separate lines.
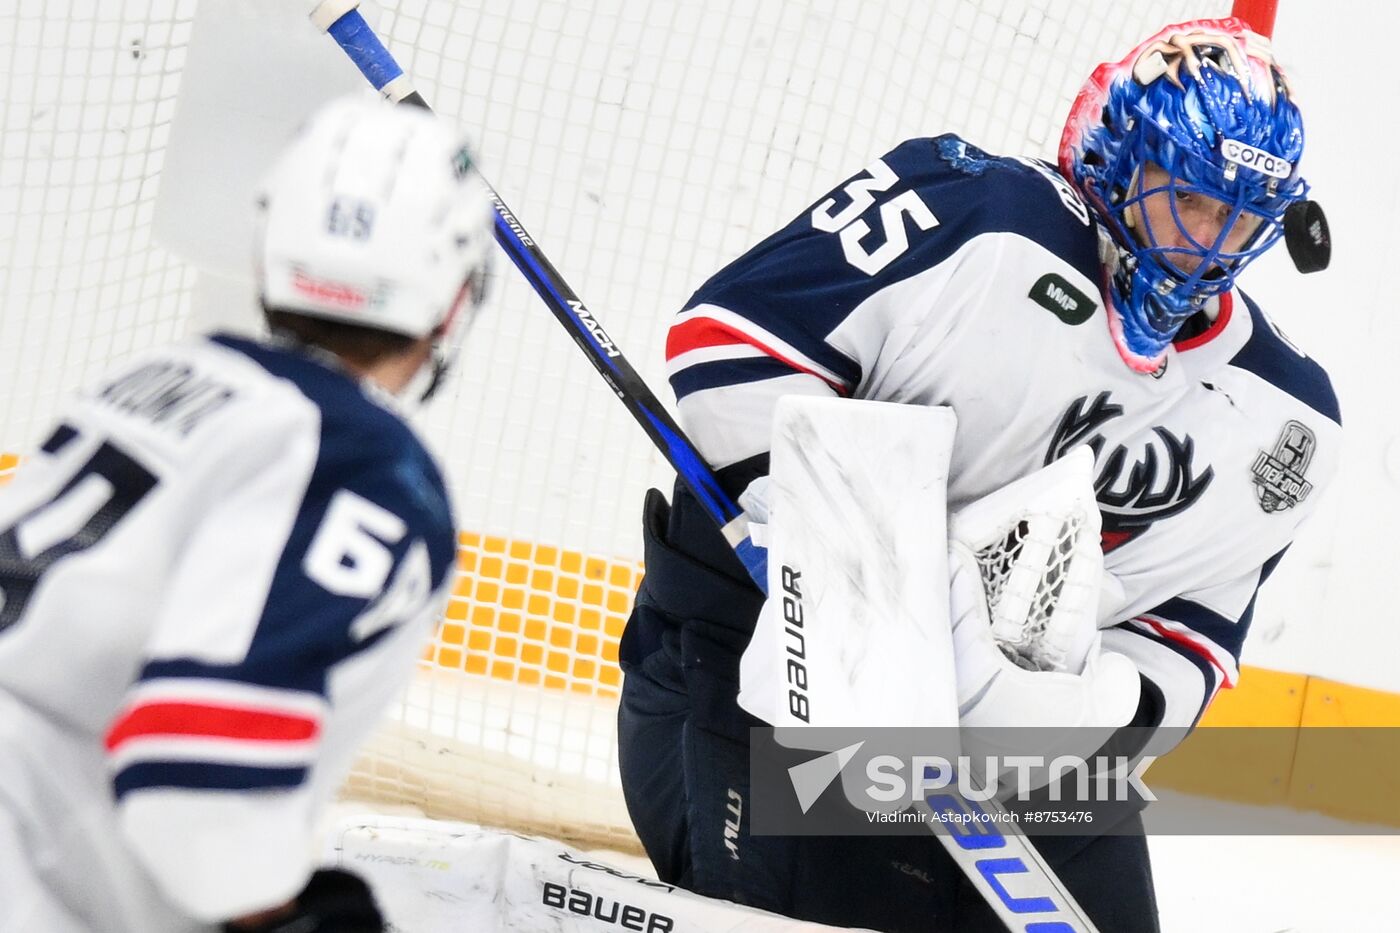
212, 332, 453, 537
212, 333, 456, 563
685, 134, 1101, 345
1227, 293, 1341, 426
197, 334, 457, 696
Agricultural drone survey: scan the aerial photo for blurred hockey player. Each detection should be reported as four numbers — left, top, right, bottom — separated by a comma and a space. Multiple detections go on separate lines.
0, 97, 493, 932
618, 18, 1338, 933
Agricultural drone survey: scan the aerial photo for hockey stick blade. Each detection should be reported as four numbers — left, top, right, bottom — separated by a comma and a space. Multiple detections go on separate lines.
313, 5, 1097, 930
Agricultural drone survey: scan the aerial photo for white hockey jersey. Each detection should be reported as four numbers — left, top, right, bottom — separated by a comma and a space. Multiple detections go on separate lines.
0, 334, 457, 931
666, 135, 1340, 731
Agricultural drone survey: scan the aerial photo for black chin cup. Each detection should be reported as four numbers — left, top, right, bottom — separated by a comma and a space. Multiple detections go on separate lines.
418, 354, 449, 404
1283, 200, 1331, 274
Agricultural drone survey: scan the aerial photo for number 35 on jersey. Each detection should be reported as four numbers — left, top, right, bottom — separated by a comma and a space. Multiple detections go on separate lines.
811, 158, 938, 275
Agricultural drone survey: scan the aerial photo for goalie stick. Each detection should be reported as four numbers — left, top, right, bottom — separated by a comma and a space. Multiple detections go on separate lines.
311, 3, 1101, 929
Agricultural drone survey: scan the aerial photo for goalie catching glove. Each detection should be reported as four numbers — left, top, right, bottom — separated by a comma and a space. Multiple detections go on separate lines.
946, 449, 1141, 777
947, 539, 1140, 733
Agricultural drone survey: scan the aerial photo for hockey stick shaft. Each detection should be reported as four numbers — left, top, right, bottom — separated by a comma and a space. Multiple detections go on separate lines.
313, 6, 1097, 930
310, 0, 766, 591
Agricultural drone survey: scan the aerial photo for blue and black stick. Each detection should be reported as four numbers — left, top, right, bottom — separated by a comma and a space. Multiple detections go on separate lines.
309, 0, 767, 592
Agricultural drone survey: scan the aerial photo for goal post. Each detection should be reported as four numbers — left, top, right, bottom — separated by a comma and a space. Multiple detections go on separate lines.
2, 0, 1257, 854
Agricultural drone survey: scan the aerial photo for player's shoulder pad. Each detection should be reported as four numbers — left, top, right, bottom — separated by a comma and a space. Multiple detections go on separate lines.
211, 334, 457, 575
1228, 292, 1341, 427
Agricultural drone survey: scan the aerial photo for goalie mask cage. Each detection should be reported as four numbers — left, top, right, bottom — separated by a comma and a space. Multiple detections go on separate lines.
0, 0, 1236, 854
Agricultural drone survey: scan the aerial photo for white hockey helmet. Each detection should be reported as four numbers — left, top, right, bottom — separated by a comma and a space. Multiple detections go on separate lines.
256, 95, 494, 346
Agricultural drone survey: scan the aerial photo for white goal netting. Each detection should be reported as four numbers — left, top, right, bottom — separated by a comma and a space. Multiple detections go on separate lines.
0, 0, 1229, 853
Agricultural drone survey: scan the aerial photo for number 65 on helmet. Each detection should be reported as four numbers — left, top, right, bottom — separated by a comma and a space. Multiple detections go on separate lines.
255, 95, 495, 400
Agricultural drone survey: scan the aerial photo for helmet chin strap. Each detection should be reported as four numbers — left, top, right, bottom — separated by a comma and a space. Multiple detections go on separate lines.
397, 354, 442, 408
399, 273, 485, 408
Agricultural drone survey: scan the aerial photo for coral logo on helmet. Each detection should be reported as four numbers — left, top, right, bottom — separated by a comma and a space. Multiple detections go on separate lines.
1220, 139, 1291, 179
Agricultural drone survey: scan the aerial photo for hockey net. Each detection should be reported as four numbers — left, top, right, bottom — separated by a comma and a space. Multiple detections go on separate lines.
0, 0, 1231, 854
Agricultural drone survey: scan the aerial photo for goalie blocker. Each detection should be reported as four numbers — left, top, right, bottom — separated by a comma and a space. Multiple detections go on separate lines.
618, 398, 1158, 932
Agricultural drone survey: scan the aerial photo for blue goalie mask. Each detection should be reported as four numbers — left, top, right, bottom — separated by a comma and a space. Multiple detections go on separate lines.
1058, 19, 1308, 370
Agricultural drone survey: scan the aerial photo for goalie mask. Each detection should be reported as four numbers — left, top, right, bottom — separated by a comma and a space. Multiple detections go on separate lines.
1059, 19, 1309, 370
256, 95, 494, 401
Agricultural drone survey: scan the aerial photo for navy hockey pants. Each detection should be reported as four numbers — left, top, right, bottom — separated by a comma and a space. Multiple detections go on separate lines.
617, 484, 1161, 932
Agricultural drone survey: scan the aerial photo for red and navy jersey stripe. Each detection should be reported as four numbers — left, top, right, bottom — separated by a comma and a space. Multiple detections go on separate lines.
1120, 547, 1289, 726
106, 336, 456, 799
106, 679, 326, 796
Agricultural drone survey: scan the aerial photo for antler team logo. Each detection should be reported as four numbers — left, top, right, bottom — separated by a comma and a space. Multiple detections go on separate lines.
1251, 420, 1315, 513
1046, 392, 1214, 551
